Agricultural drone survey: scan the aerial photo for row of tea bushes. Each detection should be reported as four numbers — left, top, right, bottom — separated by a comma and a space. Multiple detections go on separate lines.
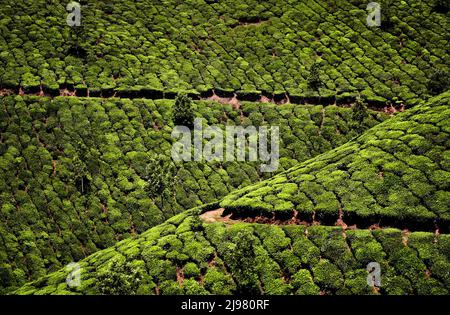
0, 0, 448, 103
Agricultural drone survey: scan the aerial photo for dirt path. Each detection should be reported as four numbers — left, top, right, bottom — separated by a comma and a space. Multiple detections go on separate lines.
0, 88, 402, 113
199, 208, 443, 234
199, 208, 239, 224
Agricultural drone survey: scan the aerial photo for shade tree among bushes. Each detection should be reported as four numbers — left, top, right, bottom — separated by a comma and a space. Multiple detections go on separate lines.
428, 69, 449, 96
172, 93, 195, 128
144, 155, 176, 209
307, 61, 322, 91
351, 95, 369, 133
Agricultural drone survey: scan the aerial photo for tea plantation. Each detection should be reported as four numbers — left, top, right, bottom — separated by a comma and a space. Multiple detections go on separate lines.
13, 209, 450, 295
0, 0, 448, 104
221, 91, 450, 231
0, 95, 385, 292
0, 0, 449, 297
11, 91, 450, 295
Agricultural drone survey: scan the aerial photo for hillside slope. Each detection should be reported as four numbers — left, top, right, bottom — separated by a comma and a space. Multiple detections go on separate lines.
14, 208, 450, 295
1, 0, 448, 104
0, 95, 385, 292
14, 91, 450, 295
221, 91, 450, 231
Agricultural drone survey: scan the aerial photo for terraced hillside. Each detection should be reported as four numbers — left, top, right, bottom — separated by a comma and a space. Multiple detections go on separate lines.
221, 91, 450, 232
1, 0, 449, 298
0, 0, 448, 104
0, 95, 385, 292
13, 91, 450, 295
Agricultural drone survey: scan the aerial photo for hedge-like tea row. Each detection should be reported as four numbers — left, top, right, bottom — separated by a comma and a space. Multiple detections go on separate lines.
14, 209, 450, 295
0, 95, 384, 292
221, 91, 450, 230
0, 0, 448, 104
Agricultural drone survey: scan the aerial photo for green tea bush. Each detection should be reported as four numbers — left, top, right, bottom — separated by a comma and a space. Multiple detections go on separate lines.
11, 210, 450, 295
307, 62, 322, 90
341, 270, 375, 295
312, 259, 344, 292
204, 267, 236, 295
1, 0, 447, 103
291, 269, 321, 295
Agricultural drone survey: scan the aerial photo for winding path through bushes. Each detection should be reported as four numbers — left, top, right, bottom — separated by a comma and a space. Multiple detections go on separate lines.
0, 86, 405, 114
200, 208, 444, 234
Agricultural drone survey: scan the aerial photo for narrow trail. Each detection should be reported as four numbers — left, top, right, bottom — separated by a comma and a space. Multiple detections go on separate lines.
200, 208, 447, 234
0, 87, 405, 114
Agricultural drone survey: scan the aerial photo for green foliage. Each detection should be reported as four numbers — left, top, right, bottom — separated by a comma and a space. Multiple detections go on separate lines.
312, 259, 344, 292
96, 258, 145, 295
380, 0, 395, 29
1, 0, 450, 296
223, 228, 259, 294
434, 0, 449, 13
0, 93, 389, 291
173, 94, 194, 128
416, 277, 448, 295
143, 155, 175, 208
428, 69, 449, 96
291, 269, 320, 295
347, 230, 386, 265
204, 267, 236, 295
183, 262, 201, 278
183, 279, 209, 295
72, 151, 90, 194
0, 0, 447, 104
11, 210, 450, 296
390, 248, 427, 283
0, 94, 386, 294
292, 237, 321, 266
307, 62, 322, 90
222, 92, 450, 227
159, 280, 183, 295
383, 274, 413, 295
351, 96, 369, 132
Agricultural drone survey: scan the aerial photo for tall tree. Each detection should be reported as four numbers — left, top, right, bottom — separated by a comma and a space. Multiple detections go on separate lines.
351, 95, 369, 133
143, 156, 175, 209
72, 140, 91, 194
173, 93, 195, 128
96, 259, 143, 295
225, 230, 259, 294
307, 62, 322, 90
428, 69, 449, 95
